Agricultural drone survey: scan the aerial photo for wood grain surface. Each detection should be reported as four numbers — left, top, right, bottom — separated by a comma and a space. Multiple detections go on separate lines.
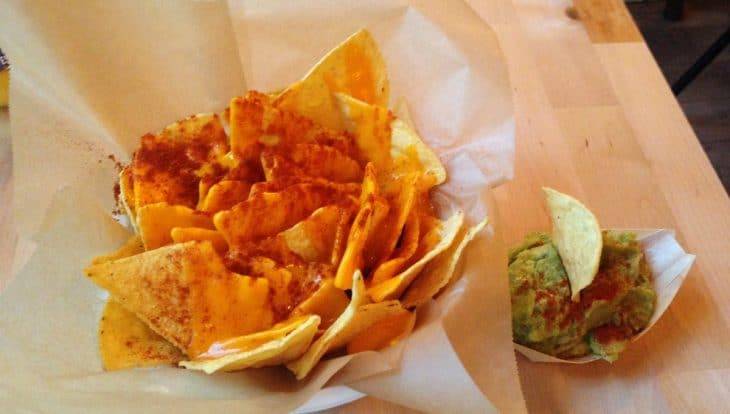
1, 0, 728, 412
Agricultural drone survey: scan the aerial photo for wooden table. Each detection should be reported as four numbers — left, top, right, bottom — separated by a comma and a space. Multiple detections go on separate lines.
330, 0, 730, 412
1, 0, 728, 412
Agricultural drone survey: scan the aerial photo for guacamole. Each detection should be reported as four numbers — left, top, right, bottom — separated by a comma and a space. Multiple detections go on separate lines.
509, 231, 656, 361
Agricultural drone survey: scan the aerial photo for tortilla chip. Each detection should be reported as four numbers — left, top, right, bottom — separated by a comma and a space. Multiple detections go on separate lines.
346, 307, 416, 354
371, 211, 420, 284
136, 202, 214, 250
119, 167, 137, 231
198, 180, 251, 213
335, 93, 393, 170
390, 118, 446, 187
245, 256, 295, 321
282, 205, 350, 263
91, 235, 144, 265
99, 300, 184, 370
367, 212, 465, 302
334, 164, 387, 289
328, 300, 404, 351
286, 271, 364, 379
249, 176, 361, 198
275, 29, 389, 131
180, 315, 320, 374
366, 171, 419, 269
229, 91, 356, 161
291, 279, 350, 329
170, 227, 228, 254
215, 183, 351, 247
132, 114, 228, 210
262, 144, 362, 183
402, 218, 488, 308
85, 241, 273, 356
543, 188, 603, 301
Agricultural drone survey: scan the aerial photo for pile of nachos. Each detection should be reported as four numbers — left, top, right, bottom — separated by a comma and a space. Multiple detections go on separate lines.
84, 29, 486, 379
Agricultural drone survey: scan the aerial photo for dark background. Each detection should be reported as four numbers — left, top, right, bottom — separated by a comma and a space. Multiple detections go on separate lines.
628, 0, 729, 191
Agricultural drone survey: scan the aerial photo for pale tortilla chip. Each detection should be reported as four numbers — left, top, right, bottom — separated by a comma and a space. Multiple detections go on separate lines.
335, 93, 393, 170
367, 212, 465, 302
287, 272, 403, 379
91, 235, 144, 265
346, 307, 416, 354
275, 29, 389, 131
198, 180, 251, 213
282, 205, 348, 263
85, 241, 273, 356
291, 279, 350, 330
170, 227, 228, 254
180, 315, 320, 374
136, 202, 214, 250
402, 218, 488, 308
327, 300, 404, 351
543, 187, 603, 301
390, 118, 446, 187
99, 300, 184, 371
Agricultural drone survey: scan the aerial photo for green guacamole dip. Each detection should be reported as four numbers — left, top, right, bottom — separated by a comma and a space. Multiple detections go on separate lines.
509, 231, 656, 361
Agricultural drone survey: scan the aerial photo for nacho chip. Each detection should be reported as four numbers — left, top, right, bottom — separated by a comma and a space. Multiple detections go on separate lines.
85, 241, 273, 356
335, 93, 393, 170
91, 235, 144, 265
402, 218, 488, 308
132, 114, 228, 210
99, 300, 184, 370
275, 29, 389, 130
198, 180, 251, 213
170, 227, 228, 254
286, 272, 365, 379
249, 176, 361, 198
368, 212, 465, 302
334, 164, 387, 289
245, 257, 294, 321
262, 144, 362, 183
215, 183, 351, 247
136, 202, 214, 250
365, 171, 419, 269
229, 91, 356, 161
180, 315, 320, 374
291, 279, 350, 329
346, 307, 416, 354
543, 188, 602, 301
282, 205, 350, 263
390, 118, 446, 187
371, 211, 420, 284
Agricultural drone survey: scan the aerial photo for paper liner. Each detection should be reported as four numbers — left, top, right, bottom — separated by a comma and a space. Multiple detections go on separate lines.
514, 229, 695, 364
0, 0, 522, 413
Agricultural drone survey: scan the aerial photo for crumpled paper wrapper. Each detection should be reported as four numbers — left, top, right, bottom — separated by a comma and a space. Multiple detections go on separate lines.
514, 229, 695, 364
0, 0, 525, 413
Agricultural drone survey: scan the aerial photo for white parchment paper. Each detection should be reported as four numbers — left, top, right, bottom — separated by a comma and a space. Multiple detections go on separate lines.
514, 229, 695, 364
0, 1, 522, 412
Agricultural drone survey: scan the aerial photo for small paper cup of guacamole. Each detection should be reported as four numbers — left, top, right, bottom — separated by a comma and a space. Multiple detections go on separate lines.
510, 189, 694, 363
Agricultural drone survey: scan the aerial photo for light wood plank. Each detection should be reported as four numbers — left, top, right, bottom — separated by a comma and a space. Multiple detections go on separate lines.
511, 0, 619, 108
